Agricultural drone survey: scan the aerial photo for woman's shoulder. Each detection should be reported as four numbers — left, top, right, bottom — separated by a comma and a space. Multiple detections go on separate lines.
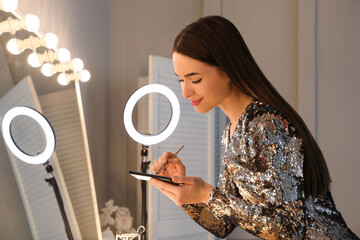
245, 99, 281, 121
243, 99, 297, 137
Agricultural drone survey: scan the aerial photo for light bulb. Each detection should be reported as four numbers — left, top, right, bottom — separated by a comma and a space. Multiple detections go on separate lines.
41, 63, 53, 77
44, 33, 58, 50
80, 70, 91, 82
27, 52, 41, 67
6, 38, 20, 54
0, 0, 18, 12
57, 73, 68, 86
58, 48, 71, 62
72, 58, 84, 72
24, 14, 40, 32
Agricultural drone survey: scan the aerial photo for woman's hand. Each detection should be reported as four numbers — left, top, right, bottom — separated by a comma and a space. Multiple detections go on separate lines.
149, 176, 214, 206
150, 151, 186, 177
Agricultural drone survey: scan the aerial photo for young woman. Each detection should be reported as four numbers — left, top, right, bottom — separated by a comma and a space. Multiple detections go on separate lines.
149, 16, 359, 239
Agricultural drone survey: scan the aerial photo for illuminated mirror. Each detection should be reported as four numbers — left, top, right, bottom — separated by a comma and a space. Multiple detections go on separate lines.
0, 8, 101, 240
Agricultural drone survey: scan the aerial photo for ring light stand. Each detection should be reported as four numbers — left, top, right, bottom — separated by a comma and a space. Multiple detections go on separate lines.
1, 106, 74, 240
44, 161, 73, 240
140, 144, 149, 238
124, 84, 180, 240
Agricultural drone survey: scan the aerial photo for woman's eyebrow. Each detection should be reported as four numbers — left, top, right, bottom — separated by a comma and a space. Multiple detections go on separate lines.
174, 72, 201, 78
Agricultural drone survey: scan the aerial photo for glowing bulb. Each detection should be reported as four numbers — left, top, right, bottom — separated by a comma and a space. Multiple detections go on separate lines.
41, 63, 53, 77
72, 58, 84, 72
0, 0, 18, 12
24, 14, 40, 32
0, 15, 39, 35
80, 70, 91, 82
44, 33, 58, 50
27, 52, 41, 67
6, 38, 20, 55
57, 73, 68, 86
58, 48, 71, 62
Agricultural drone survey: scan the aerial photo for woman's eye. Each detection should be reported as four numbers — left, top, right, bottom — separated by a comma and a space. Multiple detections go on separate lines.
177, 79, 183, 83
192, 78, 202, 84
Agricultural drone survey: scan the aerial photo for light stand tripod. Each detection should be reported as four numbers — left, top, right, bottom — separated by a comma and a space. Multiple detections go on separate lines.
140, 145, 150, 240
123, 84, 181, 240
44, 161, 74, 240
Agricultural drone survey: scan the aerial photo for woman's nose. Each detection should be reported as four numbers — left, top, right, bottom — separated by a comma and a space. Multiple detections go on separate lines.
181, 82, 194, 99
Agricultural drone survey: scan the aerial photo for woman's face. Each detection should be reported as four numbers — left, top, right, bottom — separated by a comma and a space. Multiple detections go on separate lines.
172, 52, 232, 113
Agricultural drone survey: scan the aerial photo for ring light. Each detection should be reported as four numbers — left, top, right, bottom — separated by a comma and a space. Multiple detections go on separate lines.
123, 84, 180, 146
1, 106, 55, 164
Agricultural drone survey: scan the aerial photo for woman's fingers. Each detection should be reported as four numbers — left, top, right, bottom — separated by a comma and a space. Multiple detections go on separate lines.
149, 165, 156, 173
172, 175, 193, 184
163, 151, 174, 158
150, 176, 213, 206
151, 176, 214, 205
149, 178, 184, 206
167, 156, 181, 164
149, 151, 186, 178
149, 178, 178, 194
150, 152, 172, 173
149, 160, 161, 173
150, 183, 176, 199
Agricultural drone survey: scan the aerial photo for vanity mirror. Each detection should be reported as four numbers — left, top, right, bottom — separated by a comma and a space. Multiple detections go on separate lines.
0, 9, 101, 240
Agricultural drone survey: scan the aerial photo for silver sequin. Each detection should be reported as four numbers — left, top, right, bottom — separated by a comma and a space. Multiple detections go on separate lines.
182, 99, 359, 240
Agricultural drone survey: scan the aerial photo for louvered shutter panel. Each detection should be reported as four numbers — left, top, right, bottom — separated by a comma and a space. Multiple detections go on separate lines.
146, 55, 216, 240
0, 77, 81, 240
38, 88, 100, 240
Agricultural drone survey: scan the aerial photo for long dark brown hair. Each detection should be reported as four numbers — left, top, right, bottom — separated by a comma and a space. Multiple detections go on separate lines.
173, 15, 331, 198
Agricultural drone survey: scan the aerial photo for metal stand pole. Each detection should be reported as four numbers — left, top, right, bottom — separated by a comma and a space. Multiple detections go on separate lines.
140, 145, 150, 240
44, 161, 74, 240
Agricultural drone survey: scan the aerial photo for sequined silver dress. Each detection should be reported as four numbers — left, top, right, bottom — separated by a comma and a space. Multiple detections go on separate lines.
182, 99, 359, 239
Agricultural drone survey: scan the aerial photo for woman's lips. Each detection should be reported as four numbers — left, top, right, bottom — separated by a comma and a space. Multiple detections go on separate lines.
190, 98, 203, 106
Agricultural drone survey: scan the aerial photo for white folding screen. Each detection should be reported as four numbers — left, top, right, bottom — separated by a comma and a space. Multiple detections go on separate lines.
0, 77, 81, 240
142, 55, 216, 240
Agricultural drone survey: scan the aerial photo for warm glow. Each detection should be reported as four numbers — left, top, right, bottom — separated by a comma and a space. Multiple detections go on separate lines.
0, 0, 18, 12
6, 38, 20, 54
45, 33, 58, 50
2, 10, 90, 86
0, 14, 39, 35
24, 14, 40, 32
80, 70, 91, 82
58, 48, 71, 62
7, 34, 59, 55
72, 58, 84, 72
57, 73, 68, 86
41, 63, 53, 77
27, 52, 41, 67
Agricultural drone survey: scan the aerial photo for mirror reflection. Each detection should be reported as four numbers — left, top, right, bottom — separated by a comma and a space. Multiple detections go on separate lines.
10, 115, 46, 156
0, 9, 101, 240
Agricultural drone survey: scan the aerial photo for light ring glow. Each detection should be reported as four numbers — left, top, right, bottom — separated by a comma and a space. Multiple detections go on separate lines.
1, 106, 55, 164
123, 84, 180, 146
